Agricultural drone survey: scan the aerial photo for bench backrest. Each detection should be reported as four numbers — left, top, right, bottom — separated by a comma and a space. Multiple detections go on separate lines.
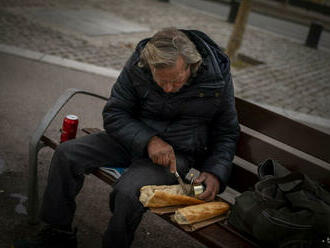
230, 97, 330, 193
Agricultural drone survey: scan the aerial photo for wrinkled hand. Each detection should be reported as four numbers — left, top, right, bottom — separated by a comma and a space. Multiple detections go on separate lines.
194, 172, 220, 201
147, 136, 176, 173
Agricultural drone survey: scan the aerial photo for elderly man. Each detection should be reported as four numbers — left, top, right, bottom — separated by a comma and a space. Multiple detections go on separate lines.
14, 28, 240, 248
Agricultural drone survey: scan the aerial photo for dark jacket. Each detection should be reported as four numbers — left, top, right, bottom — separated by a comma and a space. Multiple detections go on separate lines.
103, 30, 240, 192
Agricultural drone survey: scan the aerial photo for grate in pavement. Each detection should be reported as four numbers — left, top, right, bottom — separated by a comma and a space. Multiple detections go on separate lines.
23, 8, 150, 36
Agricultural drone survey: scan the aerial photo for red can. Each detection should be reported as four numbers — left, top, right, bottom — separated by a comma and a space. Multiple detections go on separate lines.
60, 115, 79, 143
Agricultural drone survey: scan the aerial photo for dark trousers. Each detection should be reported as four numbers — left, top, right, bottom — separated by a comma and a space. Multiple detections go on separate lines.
39, 131, 191, 248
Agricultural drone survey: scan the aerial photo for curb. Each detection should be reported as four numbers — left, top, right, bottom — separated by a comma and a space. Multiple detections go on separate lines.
0, 44, 120, 79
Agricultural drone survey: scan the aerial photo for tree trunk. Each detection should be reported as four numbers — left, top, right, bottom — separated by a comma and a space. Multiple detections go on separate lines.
226, 0, 252, 62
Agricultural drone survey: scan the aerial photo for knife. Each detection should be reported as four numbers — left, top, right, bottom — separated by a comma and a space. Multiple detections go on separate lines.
174, 171, 190, 195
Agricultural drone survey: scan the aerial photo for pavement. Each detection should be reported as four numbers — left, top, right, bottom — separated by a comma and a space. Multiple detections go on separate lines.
215, 0, 330, 31
173, 0, 330, 50
0, 0, 330, 247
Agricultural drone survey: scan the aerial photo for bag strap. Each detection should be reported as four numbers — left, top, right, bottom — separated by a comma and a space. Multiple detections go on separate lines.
256, 172, 330, 234
285, 190, 330, 234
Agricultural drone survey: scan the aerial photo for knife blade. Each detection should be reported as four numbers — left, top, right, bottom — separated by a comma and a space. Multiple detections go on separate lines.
174, 171, 190, 195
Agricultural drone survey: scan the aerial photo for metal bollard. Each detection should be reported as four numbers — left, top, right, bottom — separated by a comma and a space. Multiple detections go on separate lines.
305, 22, 324, 49
227, 0, 240, 23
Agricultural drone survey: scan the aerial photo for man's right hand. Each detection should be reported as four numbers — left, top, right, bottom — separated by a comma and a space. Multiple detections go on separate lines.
147, 136, 176, 173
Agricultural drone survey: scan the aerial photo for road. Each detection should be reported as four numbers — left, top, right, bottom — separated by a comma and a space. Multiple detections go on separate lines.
172, 0, 330, 50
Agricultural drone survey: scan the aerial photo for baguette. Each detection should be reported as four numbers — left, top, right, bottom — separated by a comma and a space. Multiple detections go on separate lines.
174, 201, 230, 225
139, 185, 204, 208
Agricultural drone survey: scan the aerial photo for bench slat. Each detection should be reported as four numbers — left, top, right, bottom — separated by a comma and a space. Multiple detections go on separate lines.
160, 214, 259, 248
236, 132, 330, 190
228, 164, 258, 192
235, 97, 330, 163
93, 168, 117, 185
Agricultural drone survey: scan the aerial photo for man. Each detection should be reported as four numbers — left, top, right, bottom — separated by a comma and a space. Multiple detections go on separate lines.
14, 27, 240, 248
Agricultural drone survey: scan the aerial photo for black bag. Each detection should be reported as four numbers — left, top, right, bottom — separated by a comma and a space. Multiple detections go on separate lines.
228, 159, 330, 248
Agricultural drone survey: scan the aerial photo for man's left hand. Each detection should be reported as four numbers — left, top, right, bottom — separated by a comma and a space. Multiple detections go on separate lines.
194, 172, 220, 201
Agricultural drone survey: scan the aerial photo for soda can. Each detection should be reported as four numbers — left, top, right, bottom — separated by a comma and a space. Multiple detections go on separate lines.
60, 115, 79, 143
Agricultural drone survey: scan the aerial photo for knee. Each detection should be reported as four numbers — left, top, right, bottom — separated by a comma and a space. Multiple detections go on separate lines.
50, 140, 79, 174
110, 182, 143, 212
112, 182, 140, 203
54, 141, 71, 158
53, 138, 81, 162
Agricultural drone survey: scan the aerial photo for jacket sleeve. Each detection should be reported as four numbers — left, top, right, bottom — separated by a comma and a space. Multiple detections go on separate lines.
102, 66, 158, 157
200, 74, 240, 193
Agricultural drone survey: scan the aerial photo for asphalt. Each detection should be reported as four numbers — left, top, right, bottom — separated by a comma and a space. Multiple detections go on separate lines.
0, 0, 330, 247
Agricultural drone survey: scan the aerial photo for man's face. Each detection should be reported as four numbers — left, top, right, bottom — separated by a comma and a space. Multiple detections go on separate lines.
151, 56, 191, 93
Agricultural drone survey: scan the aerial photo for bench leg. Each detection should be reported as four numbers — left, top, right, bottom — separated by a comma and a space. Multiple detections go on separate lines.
26, 88, 108, 224
27, 142, 44, 224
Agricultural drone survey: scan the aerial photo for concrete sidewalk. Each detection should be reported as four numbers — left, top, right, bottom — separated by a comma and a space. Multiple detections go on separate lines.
215, 0, 330, 31
173, 0, 330, 50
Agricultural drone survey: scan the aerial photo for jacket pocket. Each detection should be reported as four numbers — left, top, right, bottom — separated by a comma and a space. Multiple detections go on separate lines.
197, 83, 224, 99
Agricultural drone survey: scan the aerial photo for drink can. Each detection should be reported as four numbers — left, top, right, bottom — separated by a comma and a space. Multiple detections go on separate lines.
60, 115, 79, 143
193, 184, 205, 197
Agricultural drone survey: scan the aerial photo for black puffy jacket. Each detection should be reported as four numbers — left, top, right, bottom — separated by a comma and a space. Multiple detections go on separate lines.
103, 30, 240, 192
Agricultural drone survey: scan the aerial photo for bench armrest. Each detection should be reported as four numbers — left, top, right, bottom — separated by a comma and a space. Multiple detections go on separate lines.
30, 88, 107, 148
28, 88, 107, 223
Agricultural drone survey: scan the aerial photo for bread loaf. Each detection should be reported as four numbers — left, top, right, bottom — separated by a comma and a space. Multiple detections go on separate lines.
174, 201, 230, 225
139, 185, 204, 208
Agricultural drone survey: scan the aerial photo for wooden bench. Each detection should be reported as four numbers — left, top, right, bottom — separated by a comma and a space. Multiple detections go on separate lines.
27, 88, 330, 248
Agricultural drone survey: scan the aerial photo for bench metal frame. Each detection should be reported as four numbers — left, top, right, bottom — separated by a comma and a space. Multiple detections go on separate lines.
28, 88, 107, 224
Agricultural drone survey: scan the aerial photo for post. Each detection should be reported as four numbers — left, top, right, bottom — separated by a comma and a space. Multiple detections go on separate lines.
305, 22, 323, 49
226, 0, 252, 61
227, 0, 240, 23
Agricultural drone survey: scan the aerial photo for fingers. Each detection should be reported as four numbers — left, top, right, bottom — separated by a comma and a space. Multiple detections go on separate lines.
169, 152, 176, 173
148, 136, 177, 169
198, 186, 216, 201
195, 172, 220, 201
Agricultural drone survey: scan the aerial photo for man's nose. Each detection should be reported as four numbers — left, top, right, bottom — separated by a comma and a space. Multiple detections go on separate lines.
163, 82, 174, 93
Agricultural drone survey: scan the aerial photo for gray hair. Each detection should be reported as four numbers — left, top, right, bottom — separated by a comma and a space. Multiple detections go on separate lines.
139, 28, 202, 75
